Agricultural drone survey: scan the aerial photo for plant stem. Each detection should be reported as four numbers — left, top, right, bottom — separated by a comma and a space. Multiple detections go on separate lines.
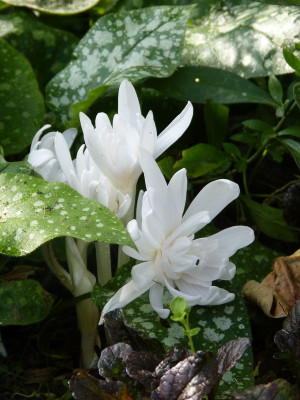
243, 169, 250, 196
274, 100, 297, 132
182, 316, 195, 354
96, 242, 112, 286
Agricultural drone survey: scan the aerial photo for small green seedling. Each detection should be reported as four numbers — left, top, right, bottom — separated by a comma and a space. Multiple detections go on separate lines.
170, 296, 200, 353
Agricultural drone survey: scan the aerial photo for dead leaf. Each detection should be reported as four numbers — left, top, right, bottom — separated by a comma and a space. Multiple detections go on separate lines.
230, 378, 299, 399
242, 249, 300, 318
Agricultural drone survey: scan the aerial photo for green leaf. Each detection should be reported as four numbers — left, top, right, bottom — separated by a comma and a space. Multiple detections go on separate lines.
0, 173, 134, 257
268, 75, 283, 104
283, 49, 300, 72
46, 6, 191, 128
174, 143, 231, 178
0, 10, 78, 89
182, 1, 300, 78
222, 143, 242, 160
230, 132, 258, 145
241, 195, 298, 242
293, 82, 300, 110
186, 327, 200, 336
281, 137, 300, 169
0, 279, 53, 325
0, 39, 44, 155
204, 101, 229, 148
2, 0, 101, 14
0, 153, 35, 176
242, 119, 272, 131
149, 67, 277, 106
278, 126, 300, 138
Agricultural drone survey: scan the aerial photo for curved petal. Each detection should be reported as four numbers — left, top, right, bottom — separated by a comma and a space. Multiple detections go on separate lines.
140, 149, 167, 194
118, 80, 141, 130
122, 246, 149, 262
54, 133, 78, 189
183, 179, 240, 222
207, 226, 254, 257
149, 283, 170, 319
165, 169, 187, 233
30, 124, 51, 151
154, 101, 193, 158
99, 279, 153, 324
62, 128, 77, 148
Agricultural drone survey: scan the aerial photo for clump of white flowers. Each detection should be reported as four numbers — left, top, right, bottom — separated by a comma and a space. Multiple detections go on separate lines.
28, 80, 193, 368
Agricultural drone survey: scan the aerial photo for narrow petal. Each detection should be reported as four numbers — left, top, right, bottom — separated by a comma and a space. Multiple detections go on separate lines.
99, 279, 153, 324
183, 179, 240, 222
207, 226, 255, 257
165, 169, 187, 233
118, 80, 141, 129
141, 111, 157, 155
154, 101, 193, 158
135, 190, 144, 228
140, 149, 167, 194
122, 246, 149, 261
149, 283, 170, 319
30, 124, 51, 151
54, 133, 77, 187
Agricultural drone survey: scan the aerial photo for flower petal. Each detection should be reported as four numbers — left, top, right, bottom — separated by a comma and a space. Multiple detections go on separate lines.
131, 261, 155, 289
149, 283, 170, 319
54, 133, 78, 190
154, 101, 193, 158
99, 279, 153, 324
30, 124, 51, 151
118, 80, 141, 130
207, 226, 254, 257
140, 149, 167, 194
183, 179, 240, 222
62, 128, 77, 149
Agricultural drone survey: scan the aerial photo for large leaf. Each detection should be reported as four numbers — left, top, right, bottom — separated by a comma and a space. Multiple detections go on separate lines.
241, 195, 298, 242
174, 143, 231, 178
46, 6, 191, 127
0, 39, 44, 155
148, 67, 277, 106
281, 138, 300, 169
0, 173, 133, 257
2, 0, 101, 15
182, 1, 300, 78
0, 279, 53, 325
0, 10, 78, 88
0, 152, 35, 176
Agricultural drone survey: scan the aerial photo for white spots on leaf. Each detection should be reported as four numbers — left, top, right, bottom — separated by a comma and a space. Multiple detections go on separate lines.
16, 210, 23, 217
11, 186, 17, 192
213, 316, 233, 331
39, 229, 45, 234
14, 228, 23, 241
97, 223, 103, 228
44, 193, 51, 198
12, 193, 22, 201
82, 208, 89, 212
29, 233, 34, 240
30, 220, 38, 226
58, 198, 65, 203
60, 211, 68, 215
224, 305, 234, 315
80, 216, 87, 221
203, 328, 224, 342
34, 201, 44, 207
239, 324, 245, 329
70, 226, 76, 231
48, 219, 54, 224
85, 234, 91, 238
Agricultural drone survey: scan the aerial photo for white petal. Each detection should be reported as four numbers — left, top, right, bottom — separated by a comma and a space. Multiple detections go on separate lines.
95, 112, 112, 132
62, 128, 77, 148
218, 262, 236, 280
118, 80, 141, 129
165, 169, 187, 233
30, 124, 51, 151
135, 190, 144, 228
208, 226, 254, 257
199, 286, 235, 305
99, 279, 153, 324
165, 211, 210, 246
28, 149, 54, 168
149, 283, 170, 319
141, 111, 157, 155
127, 219, 141, 241
54, 133, 77, 188
154, 101, 193, 158
131, 261, 155, 289
140, 149, 167, 194
183, 179, 239, 222
122, 246, 149, 261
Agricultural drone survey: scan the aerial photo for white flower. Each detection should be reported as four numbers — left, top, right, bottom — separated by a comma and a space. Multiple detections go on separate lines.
28, 125, 77, 183
99, 151, 254, 323
53, 133, 131, 219
80, 80, 193, 194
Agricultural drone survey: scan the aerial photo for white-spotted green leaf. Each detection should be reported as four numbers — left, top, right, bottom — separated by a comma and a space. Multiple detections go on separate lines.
0, 173, 133, 257
0, 152, 35, 176
182, 1, 300, 78
148, 67, 277, 106
0, 10, 78, 89
0, 39, 44, 156
2, 0, 101, 15
46, 6, 191, 127
0, 279, 53, 325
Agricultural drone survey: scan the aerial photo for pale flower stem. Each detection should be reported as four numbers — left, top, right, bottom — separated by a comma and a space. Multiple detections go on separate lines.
65, 237, 100, 369
96, 242, 112, 286
117, 190, 136, 268
41, 242, 73, 292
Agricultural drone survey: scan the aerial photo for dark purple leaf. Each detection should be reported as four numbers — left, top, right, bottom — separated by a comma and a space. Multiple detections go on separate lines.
274, 300, 300, 360
178, 357, 219, 400
69, 370, 132, 400
217, 338, 251, 375
153, 347, 189, 380
126, 351, 160, 389
151, 351, 210, 400
98, 342, 133, 379
230, 378, 299, 399
103, 309, 131, 345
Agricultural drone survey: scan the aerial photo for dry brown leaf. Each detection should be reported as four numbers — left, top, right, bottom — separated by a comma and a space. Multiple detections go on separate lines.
242, 249, 300, 318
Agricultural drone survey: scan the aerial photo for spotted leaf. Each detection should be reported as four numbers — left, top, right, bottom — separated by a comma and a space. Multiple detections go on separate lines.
46, 6, 191, 127
0, 173, 133, 257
